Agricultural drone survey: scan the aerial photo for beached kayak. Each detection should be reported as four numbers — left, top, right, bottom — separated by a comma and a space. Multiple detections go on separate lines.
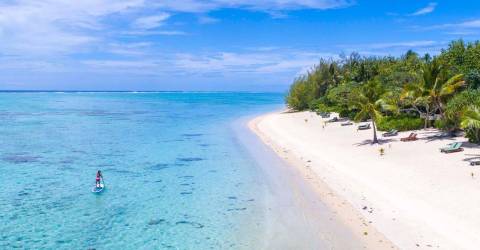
92, 183, 105, 193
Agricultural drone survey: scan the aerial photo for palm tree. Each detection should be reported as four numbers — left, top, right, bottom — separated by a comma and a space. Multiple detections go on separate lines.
430, 72, 465, 117
350, 79, 395, 144
461, 106, 480, 143
401, 59, 464, 128
401, 83, 433, 128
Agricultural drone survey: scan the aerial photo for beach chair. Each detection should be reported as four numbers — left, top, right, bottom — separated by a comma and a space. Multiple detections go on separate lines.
400, 133, 417, 142
341, 121, 353, 126
440, 142, 464, 153
382, 129, 398, 137
470, 161, 480, 166
327, 117, 338, 123
321, 112, 331, 118
358, 123, 370, 130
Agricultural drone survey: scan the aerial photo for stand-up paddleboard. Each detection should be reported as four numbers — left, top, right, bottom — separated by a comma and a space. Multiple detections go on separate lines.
92, 182, 105, 193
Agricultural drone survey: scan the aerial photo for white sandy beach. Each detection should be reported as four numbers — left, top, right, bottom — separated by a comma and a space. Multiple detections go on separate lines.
250, 111, 480, 250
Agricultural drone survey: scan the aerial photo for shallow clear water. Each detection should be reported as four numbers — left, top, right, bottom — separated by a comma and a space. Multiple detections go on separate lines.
0, 92, 283, 249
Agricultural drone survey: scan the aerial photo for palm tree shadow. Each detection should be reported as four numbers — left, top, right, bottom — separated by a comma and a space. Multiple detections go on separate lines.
463, 154, 480, 163
281, 109, 300, 114
460, 142, 480, 149
354, 138, 396, 146
412, 129, 465, 143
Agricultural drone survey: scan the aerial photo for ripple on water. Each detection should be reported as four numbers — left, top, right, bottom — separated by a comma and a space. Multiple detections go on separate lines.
176, 157, 203, 162
175, 220, 204, 229
148, 163, 169, 171
147, 219, 166, 226
2, 153, 42, 164
182, 133, 203, 137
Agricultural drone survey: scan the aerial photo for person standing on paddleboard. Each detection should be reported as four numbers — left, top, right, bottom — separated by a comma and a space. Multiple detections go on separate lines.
96, 170, 103, 187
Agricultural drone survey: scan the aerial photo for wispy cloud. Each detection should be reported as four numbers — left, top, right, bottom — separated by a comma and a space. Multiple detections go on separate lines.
0, 0, 144, 55
132, 13, 171, 30
410, 2, 437, 16
154, 0, 353, 12
365, 40, 438, 49
0, 0, 355, 89
0, 0, 352, 57
72, 48, 335, 78
337, 40, 445, 56
414, 18, 480, 35
453, 19, 480, 29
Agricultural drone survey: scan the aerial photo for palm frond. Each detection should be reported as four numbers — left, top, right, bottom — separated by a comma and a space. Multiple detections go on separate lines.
461, 107, 480, 129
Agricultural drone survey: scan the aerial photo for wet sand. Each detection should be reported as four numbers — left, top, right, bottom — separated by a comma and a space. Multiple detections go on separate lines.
233, 115, 395, 249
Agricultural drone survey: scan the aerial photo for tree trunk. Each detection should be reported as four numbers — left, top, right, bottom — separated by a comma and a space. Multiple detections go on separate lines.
475, 128, 480, 143
412, 106, 428, 129
425, 105, 432, 128
435, 97, 445, 120
372, 120, 378, 144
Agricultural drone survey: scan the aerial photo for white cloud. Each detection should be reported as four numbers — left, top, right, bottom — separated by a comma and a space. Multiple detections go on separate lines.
366, 40, 438, 49
122, 30, 187, 36
415, 18, 480, 35
104, 42, 152, 56
456, 19, 480, 29
337, 40, 445, 56
411, 2, 437, 16
0, 0, 351, 57
0, 0, 354, 88
69, 48, 335, 77
132, 13, 171, 30
173, 50, 336, 75
154, 0, 352, 12
0, 0, 144, 55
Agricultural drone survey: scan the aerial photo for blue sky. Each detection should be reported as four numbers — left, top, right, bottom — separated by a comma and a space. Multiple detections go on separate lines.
0, 0, 479, 91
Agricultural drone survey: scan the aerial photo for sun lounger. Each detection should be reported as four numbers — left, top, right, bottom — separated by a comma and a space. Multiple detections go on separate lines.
341, 121, 353, 126
382, 129, 398, 137
400, 133, 417, 141
327, 117, 338, 123
319, 112, 330, 118
470, 161, 480, 166
440, 142, 464, 153
358, 123, 370, 130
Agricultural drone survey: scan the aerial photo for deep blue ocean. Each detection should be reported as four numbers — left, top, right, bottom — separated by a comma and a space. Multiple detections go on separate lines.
0, 92, 284, 249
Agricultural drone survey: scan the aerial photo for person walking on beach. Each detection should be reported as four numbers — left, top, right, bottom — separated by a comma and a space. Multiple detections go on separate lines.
95, 170, 103, 187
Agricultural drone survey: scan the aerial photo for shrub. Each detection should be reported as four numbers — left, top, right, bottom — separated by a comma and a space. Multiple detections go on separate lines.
466, 69, 480, 89
465, 129, 480, 143
285, 78, 315, 111
377, 115, 423, 131
433, 119, 448, 130
308, 98, 324, 111
441, 89, 480, 131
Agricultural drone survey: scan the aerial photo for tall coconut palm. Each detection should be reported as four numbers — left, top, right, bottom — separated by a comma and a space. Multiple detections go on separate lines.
401, 59, 464, 128
461, 106, 480, 143
401, 83, 433, 128
350, 79, 395, 144
431, 73, 465, 117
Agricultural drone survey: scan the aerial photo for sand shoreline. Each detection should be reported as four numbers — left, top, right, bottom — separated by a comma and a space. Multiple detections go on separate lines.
233, 115, 380, 249
248, 113, 396, 250
249, 110, 480, 250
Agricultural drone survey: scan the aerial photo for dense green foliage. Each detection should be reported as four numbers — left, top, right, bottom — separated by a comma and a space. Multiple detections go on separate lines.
285, 39, 480, 143
377, 116, 424, 132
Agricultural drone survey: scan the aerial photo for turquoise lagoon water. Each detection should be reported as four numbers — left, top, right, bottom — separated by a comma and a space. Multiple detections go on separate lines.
0, 92, 284, 249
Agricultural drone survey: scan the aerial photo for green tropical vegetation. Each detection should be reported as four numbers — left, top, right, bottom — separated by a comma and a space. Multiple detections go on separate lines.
285, 39, 480, 143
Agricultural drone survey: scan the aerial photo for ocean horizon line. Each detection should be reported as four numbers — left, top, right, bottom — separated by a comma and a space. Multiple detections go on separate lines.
0, 90, 286, 94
